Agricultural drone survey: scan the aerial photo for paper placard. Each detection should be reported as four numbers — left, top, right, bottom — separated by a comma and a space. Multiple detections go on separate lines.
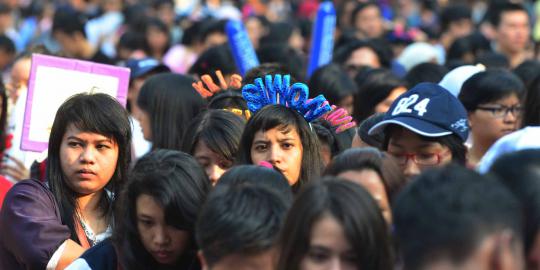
21, 54, 130, 152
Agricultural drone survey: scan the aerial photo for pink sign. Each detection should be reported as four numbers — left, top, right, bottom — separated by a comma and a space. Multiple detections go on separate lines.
21, 54, 130, 152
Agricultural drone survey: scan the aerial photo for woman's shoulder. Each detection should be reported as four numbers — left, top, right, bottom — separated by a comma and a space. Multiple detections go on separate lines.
0, 179, 70, 270
2, 179, 55, 208
9, 178, 49, 192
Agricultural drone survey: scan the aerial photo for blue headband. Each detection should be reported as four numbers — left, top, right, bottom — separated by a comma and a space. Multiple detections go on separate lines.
241, 74, 332, 122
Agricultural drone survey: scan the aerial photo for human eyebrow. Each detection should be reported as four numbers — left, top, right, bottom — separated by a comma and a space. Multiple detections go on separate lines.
388, 141, 404, 148
418, 142, 444, 150
309, 245, 331, 252
137, 214, 154, 219
277, 138, 296, 143
95, 138, 114, 144
66, 136, 84, 142
253, 139, 269, 145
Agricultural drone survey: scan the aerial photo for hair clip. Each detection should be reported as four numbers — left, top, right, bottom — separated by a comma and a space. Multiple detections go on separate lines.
242, 74, 332, 122
224, 108, 252, 120
192, 70, 243, 98
258, 161, 273, 169
322, 105, 357, 134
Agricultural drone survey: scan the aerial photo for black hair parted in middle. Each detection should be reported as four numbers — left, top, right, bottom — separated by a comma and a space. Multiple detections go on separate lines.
137, 73, 206, 150
182, 109, 246, 163
324, 147, 405, 203
277, 178, 393, 270
47, 93, 132, 244
115, 149, 211, 270
235, 105, 324, 191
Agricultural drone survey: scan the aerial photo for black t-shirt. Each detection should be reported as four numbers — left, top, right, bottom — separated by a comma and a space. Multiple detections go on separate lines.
72, 238, 118, 270
89, 50, 114, 65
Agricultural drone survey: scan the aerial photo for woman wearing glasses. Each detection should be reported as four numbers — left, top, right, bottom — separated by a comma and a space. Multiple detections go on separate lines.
459, 70, 525, 166
369, 82, 469, 180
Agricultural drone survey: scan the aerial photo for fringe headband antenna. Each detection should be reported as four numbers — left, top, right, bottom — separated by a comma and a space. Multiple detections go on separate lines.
322, 105, 357, 134
192, 70, 243, 97
241, 74, 333, 122
192, 70, 250, 118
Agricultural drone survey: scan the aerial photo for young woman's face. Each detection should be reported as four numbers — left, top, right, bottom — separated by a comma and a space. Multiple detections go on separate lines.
338, 169, 392, 225
469, 94, 521, 147
300, 214, 357, 270
251, 125, 303, 185
354, 5, 384, 39
194, 140, 233, 185
60, 124, 119, 195
146, 26, 169, 53
137, 194, 191, 265
135, 109, 152, 141
387, 128, 453, 180
345, 47, 381, 77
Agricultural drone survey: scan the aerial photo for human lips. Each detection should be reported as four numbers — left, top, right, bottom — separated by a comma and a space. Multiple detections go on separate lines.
76, 168, 96, 178
501, 128, 516, 134
152, 249, 174, 262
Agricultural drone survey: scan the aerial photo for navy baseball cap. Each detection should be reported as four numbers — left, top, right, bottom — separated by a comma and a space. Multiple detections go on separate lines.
368, 82, 469, 142
125, 58, 170, 79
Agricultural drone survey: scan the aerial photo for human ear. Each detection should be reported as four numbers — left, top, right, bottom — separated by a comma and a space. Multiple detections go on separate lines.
490, 230, 524, 270
467, 112, 475, 130
198, 250, 210, 270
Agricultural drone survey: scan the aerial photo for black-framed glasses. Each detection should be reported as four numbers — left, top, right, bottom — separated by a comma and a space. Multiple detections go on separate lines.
476, 105, 522, 118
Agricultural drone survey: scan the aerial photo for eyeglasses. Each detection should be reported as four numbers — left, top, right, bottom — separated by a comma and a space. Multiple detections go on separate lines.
387, 150, 450, 166
476, 105, 522, 118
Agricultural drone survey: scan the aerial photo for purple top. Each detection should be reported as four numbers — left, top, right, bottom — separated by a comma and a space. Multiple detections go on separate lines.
0, 179, 71, 270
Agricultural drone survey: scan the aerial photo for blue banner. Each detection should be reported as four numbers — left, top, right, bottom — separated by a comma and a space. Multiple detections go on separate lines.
306, 2, 336, 79
226, 20, 260, 76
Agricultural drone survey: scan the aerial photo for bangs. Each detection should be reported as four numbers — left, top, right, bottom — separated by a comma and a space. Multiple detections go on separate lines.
253, 105, 304, 135
478, 91, 520, 106
58, 94, 130, 144
139, 174, 194, 231
201, 132, 237, 162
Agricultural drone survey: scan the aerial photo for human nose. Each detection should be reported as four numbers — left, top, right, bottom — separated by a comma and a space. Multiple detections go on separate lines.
153, 225, 171, 246
79, 147, 96, 164
268, 145, 283, 164
207, 164, 226, 185
403, 158, 421, 180
328, 258, 343, 270
503, 108, 518, 123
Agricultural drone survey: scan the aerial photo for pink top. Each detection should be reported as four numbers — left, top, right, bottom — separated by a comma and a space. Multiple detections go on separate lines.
163, 45, 198, 74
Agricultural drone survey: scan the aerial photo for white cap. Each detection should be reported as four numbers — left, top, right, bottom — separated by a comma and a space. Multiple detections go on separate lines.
477, 127, 540, 174
438, 64, 486, 97
396, 42, 440, 71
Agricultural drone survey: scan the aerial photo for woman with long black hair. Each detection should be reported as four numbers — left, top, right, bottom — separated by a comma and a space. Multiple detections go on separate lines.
0, 93, 132, 269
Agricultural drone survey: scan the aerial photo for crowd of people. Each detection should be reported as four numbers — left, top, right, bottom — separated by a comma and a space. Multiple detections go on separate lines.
0, 0, 539, 269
